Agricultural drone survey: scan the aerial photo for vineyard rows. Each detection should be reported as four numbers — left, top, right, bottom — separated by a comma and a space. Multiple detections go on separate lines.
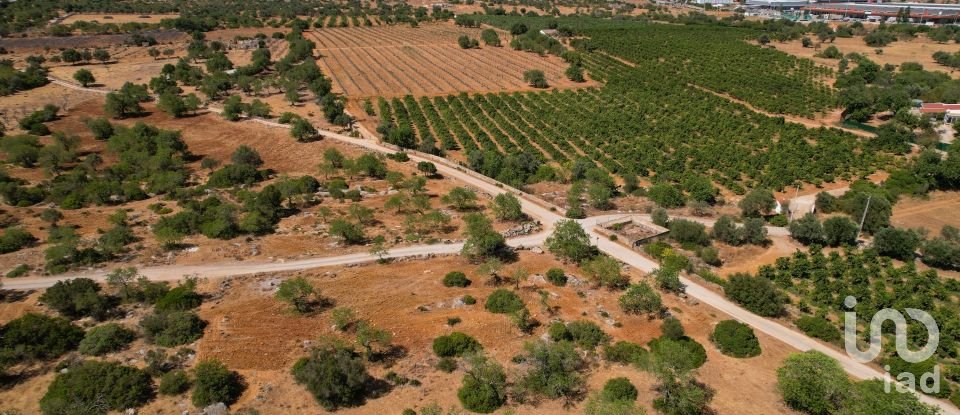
376, 50, 882, 191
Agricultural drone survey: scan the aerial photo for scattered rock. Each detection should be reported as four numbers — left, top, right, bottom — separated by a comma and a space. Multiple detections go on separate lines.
531, 246, 544, 254
202, 403, 228, 415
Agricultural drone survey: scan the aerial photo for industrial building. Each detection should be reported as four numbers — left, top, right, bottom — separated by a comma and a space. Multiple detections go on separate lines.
803, 2, 960, 23
744, 0, 812, 9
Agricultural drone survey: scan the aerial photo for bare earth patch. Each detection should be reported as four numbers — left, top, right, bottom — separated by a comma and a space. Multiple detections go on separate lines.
308, 23, 594, 98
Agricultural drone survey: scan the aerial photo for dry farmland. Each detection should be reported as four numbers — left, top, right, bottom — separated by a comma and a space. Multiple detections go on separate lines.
891, 191, 960, 233
59, 13, 180, 25
308, 24, 587, 98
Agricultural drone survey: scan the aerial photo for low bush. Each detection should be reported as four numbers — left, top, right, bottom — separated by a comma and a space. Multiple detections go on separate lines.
159, 369, 190, 395
78, 323, 136, 356
724, 273, 786, 317
40, 278, 115, 320
548, 322, 572, 342
437, 357, 458, 373
433, 332, 482, 357
649, 336, 707, 373
600, 377, 638, 402
546, 268, 567, 286
710, 320, 761, 358
191, 359, 244, 407
140, 311, 206, 347
154, 280, 202, 312
603, 341, 649, 366
40, 361, 154, 415
795, 315, 842, 343
443, 271, 471, 287
484, 289, 524, 314
566, 320, 610, 350
292, 346, 371, 410
0, 313, 83, 363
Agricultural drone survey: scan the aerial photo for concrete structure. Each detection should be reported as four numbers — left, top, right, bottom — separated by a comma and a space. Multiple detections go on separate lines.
804, 2, 960, 23
693, 0, 734, 5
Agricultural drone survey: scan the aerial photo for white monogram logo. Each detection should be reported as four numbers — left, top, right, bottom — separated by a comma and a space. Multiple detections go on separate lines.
843, 296, 941, 394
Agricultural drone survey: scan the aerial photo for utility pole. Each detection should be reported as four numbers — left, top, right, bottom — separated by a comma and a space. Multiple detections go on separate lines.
790, 184, 800, 221
856, 195, 872, 242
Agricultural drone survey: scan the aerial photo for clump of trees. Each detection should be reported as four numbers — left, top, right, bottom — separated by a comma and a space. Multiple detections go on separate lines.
40, 361, 154, 415
724, 273, 786, 317
458, 35, 480, 49
0, 313, 83, 367
777, 351, 936, 415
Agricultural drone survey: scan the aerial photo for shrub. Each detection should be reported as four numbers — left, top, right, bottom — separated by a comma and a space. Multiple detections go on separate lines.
724, 273, 786, 317
648, 183, 684, 208
668, 219, 709, 246
433, 332, 482, 357
192, 359, 244, 407
823, 216, 858, 247
777, 351, 850, 414
0, 227, 36, 254
437, 357, 458, 373
463, 295, 477, 305
619, 282, 662, 315
154, 280, 202, 312
548, 322, 572, 341
546, 268, 567, 286
292, 346, 371, 410
140, 311, 206, 347
873, 227, 921, 261
789, 213, 825, 245
275, 277, 317, 313
545, 219, 594, 263
457, 354, 507, 413
583, 255, 629, 289
331, 307, 356, 331
484, 289, 524, 314
710, 320, 761, 358
0, 313, 83, 362
40, 361, 154, 415
795, 315, 842, 343
78, 323, 136, 356
443, 271, 471, 287
40, 278, 115, 320
566, 320, 610, 350
518, 340, 585, 400
648, 337, 707, 373
5, 264, 29, 278
522, 69, 548, 88
603, 341, 649, 366
159, 369, 191, 395
661, 317, 685, 340
600, 377, 638, 402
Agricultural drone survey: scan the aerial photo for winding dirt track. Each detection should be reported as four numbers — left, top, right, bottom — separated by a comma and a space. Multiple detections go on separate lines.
20, 77, 959, 414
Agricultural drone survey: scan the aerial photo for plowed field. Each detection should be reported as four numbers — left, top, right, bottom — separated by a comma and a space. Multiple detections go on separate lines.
307, 24, 588, 98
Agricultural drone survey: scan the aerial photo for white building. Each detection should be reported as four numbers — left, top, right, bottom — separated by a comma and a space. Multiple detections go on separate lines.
693, 0, 734, 4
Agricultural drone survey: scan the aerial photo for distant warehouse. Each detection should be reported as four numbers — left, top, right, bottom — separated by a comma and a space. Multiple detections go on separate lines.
693, 0, 735, 5
803, 2, 960, 23
745, 0, 813, 9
